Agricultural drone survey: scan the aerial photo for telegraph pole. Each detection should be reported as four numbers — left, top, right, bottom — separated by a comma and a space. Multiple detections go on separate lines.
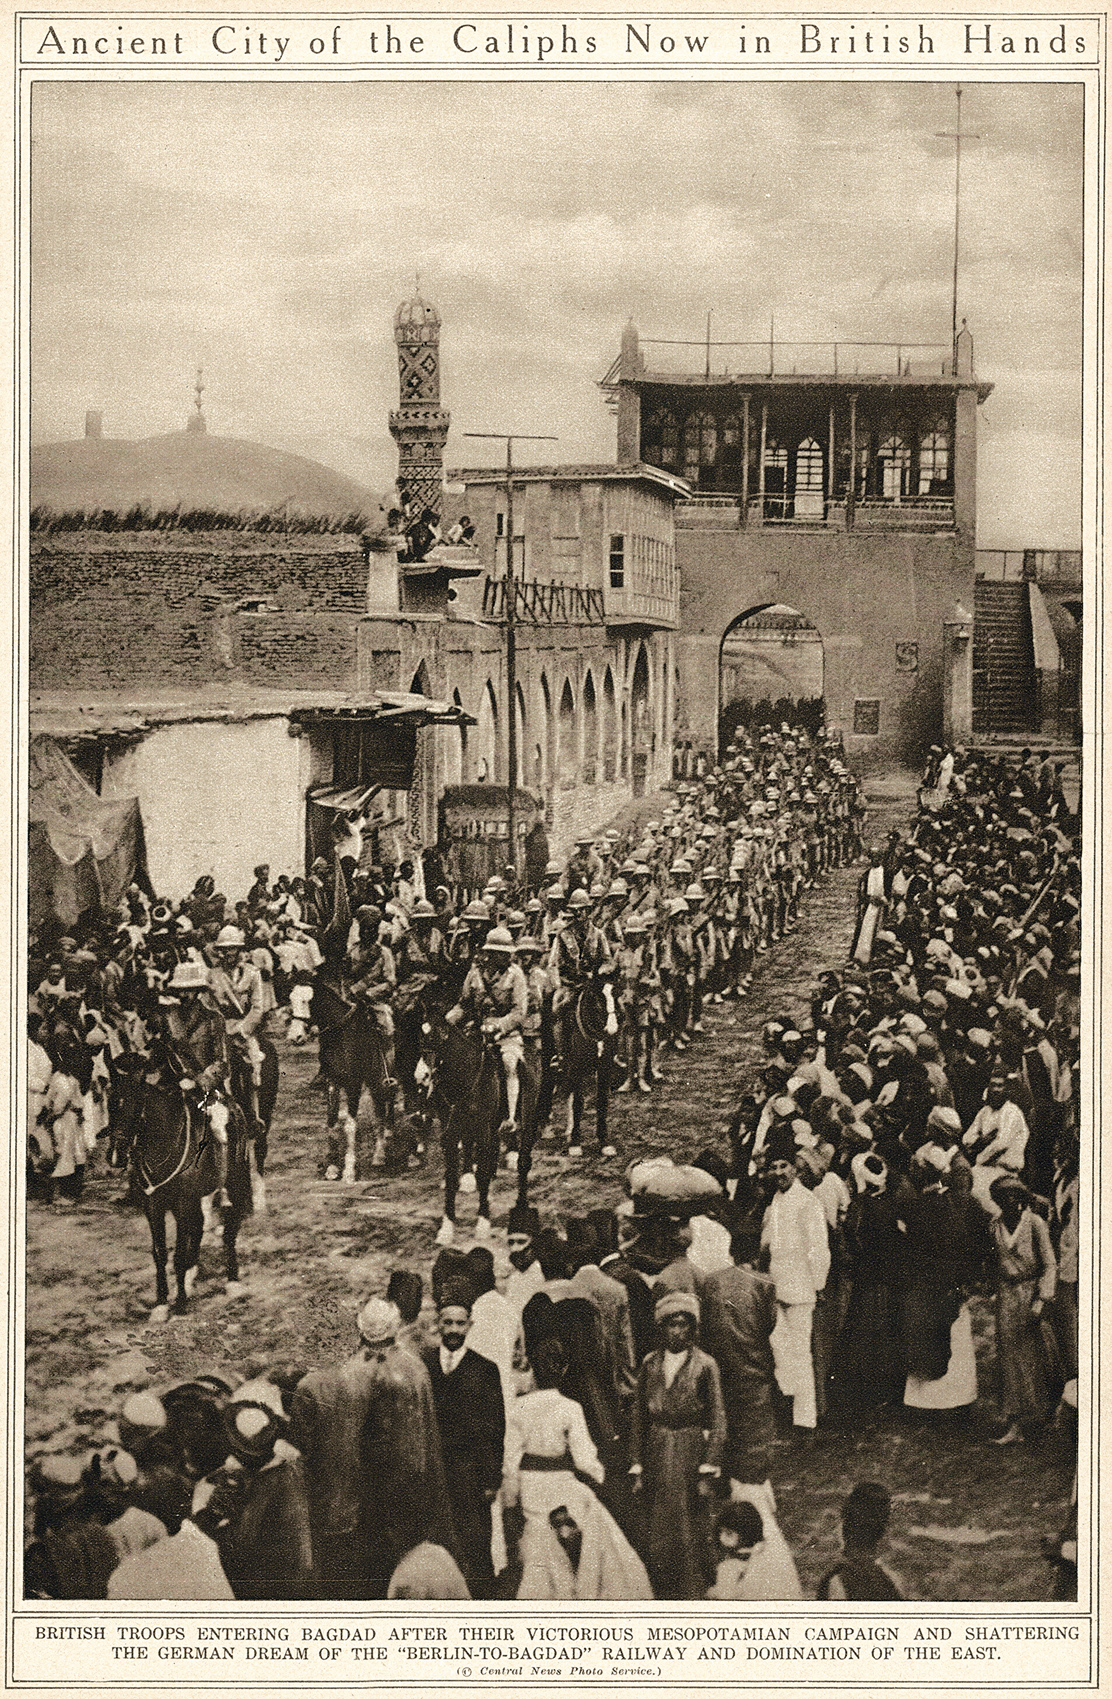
463, 430, 557, 873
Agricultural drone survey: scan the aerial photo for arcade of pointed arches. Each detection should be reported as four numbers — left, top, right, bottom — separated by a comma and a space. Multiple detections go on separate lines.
415, 639, 660, 824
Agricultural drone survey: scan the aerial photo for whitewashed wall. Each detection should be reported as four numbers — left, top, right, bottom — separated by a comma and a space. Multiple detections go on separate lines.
102, 717, 307, 901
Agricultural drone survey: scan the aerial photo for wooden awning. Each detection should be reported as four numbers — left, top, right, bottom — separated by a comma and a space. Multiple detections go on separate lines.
296, 691, 475, 728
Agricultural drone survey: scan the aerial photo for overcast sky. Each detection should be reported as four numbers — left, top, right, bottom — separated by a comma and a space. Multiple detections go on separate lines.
31, 79, 1083, 547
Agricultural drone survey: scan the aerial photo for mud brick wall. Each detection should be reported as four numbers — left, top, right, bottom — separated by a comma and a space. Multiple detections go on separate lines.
30, 531, 367, 690
235, 614, 358, 685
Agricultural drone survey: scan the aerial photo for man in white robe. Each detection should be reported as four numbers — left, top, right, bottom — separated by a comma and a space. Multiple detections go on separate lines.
760, 1134, 830, 1432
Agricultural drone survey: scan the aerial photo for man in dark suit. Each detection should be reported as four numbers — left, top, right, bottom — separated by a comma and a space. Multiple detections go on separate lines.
421, 1282, 505, 1599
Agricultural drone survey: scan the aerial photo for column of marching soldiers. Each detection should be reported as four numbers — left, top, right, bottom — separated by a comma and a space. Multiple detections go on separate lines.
28, 722, 866, 1193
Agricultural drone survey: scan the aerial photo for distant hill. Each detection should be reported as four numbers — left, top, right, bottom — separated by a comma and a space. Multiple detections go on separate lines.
31, 430, 381, 521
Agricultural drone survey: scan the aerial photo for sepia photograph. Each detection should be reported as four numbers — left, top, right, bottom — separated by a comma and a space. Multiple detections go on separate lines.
20, 64, 1089, 1626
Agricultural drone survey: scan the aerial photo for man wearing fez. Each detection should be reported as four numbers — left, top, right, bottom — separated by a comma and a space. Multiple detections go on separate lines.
505, 1204, 545, 1317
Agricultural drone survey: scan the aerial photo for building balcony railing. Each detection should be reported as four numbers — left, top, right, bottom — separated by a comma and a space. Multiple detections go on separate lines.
846, 498, 956, 531
675, 496, 742, 530
740, 495, 956, 532
482, 576, 605, 624
676, 492, 955, 533
636, 337, 955, 381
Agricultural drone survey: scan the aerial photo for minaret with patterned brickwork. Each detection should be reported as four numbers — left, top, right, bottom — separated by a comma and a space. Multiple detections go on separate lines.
388, 292, 450, 520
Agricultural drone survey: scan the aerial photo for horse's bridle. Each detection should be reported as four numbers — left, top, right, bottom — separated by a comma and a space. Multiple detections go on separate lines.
136, 1089, 206, 1198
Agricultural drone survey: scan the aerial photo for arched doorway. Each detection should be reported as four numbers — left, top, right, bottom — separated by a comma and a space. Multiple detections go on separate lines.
538, 673, 556, 820
602, 667, 618, 782
443, 687, 466, 787
557, 678, 577, 789
582, 671, 598, 785
475, 680, 499, 783
718, 604, 824, 755
630, 644, 650, 797
515, 683, 527, 787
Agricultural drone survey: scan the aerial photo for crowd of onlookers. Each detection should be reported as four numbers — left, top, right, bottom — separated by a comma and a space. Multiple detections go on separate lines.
26, 735, 1081, 1600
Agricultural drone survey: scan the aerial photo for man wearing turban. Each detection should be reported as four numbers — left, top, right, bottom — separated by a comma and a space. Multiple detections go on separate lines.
289, 1297, 457, 1597
629, 1291, 726, 1598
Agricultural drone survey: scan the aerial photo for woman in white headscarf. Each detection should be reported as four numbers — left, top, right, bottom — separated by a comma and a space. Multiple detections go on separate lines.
902, 1154, 991, 1412
706, 1479, 803, 1600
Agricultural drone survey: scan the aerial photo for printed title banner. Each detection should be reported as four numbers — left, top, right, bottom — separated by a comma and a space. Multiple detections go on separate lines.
18, 12, 1104, 66
10, 1613, 1092, 1687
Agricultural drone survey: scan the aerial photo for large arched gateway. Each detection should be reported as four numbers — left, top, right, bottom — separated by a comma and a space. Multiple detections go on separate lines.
718, 604, 824, 755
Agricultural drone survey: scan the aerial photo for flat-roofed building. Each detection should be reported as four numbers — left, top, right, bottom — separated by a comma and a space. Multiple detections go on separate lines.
606, 317, 993, 769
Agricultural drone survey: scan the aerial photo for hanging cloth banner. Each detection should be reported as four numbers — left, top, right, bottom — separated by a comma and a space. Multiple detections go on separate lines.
28, 734, 151, 927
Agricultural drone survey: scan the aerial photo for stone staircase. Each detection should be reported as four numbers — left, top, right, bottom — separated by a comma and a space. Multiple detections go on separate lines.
973, 581, 1038, 734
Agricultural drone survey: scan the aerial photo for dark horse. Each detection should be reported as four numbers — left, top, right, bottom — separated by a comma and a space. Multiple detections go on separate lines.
312, 981, 397, 1182
231, 1037, 280, 1212
423, 1020, 536, 1246
109, 1065, 253, 1317
560, 976, 619, 1159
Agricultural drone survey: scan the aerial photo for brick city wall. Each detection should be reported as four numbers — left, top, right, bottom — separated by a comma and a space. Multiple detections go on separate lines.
235, 615, 358, 686
30, 531, 367, 690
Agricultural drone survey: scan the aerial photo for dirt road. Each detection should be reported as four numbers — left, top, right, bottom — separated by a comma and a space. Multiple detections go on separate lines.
25, 793, 1075, 1600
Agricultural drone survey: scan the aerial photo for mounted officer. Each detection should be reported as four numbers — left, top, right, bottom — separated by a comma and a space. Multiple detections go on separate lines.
548, 886, 612, 1075
446, 926, 528, 1138
157, 958, 231, 1204
343, 906, 397, 1088
208, 926, 266, 1137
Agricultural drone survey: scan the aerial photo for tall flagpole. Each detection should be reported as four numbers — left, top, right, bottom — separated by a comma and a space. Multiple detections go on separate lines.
938, 87, 979, 374
464, 430, 557, 873
951, 87, 962, 366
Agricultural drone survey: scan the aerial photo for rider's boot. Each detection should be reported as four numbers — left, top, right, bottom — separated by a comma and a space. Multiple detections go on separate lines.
248, 1078, 263, 1143
209, 1098, 232, 1209
499, 1068, 520, 1138
385, 1038, 398, 1084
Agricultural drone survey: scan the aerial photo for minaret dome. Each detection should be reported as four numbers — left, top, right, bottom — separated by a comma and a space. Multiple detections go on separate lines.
394, 294, 441, 334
